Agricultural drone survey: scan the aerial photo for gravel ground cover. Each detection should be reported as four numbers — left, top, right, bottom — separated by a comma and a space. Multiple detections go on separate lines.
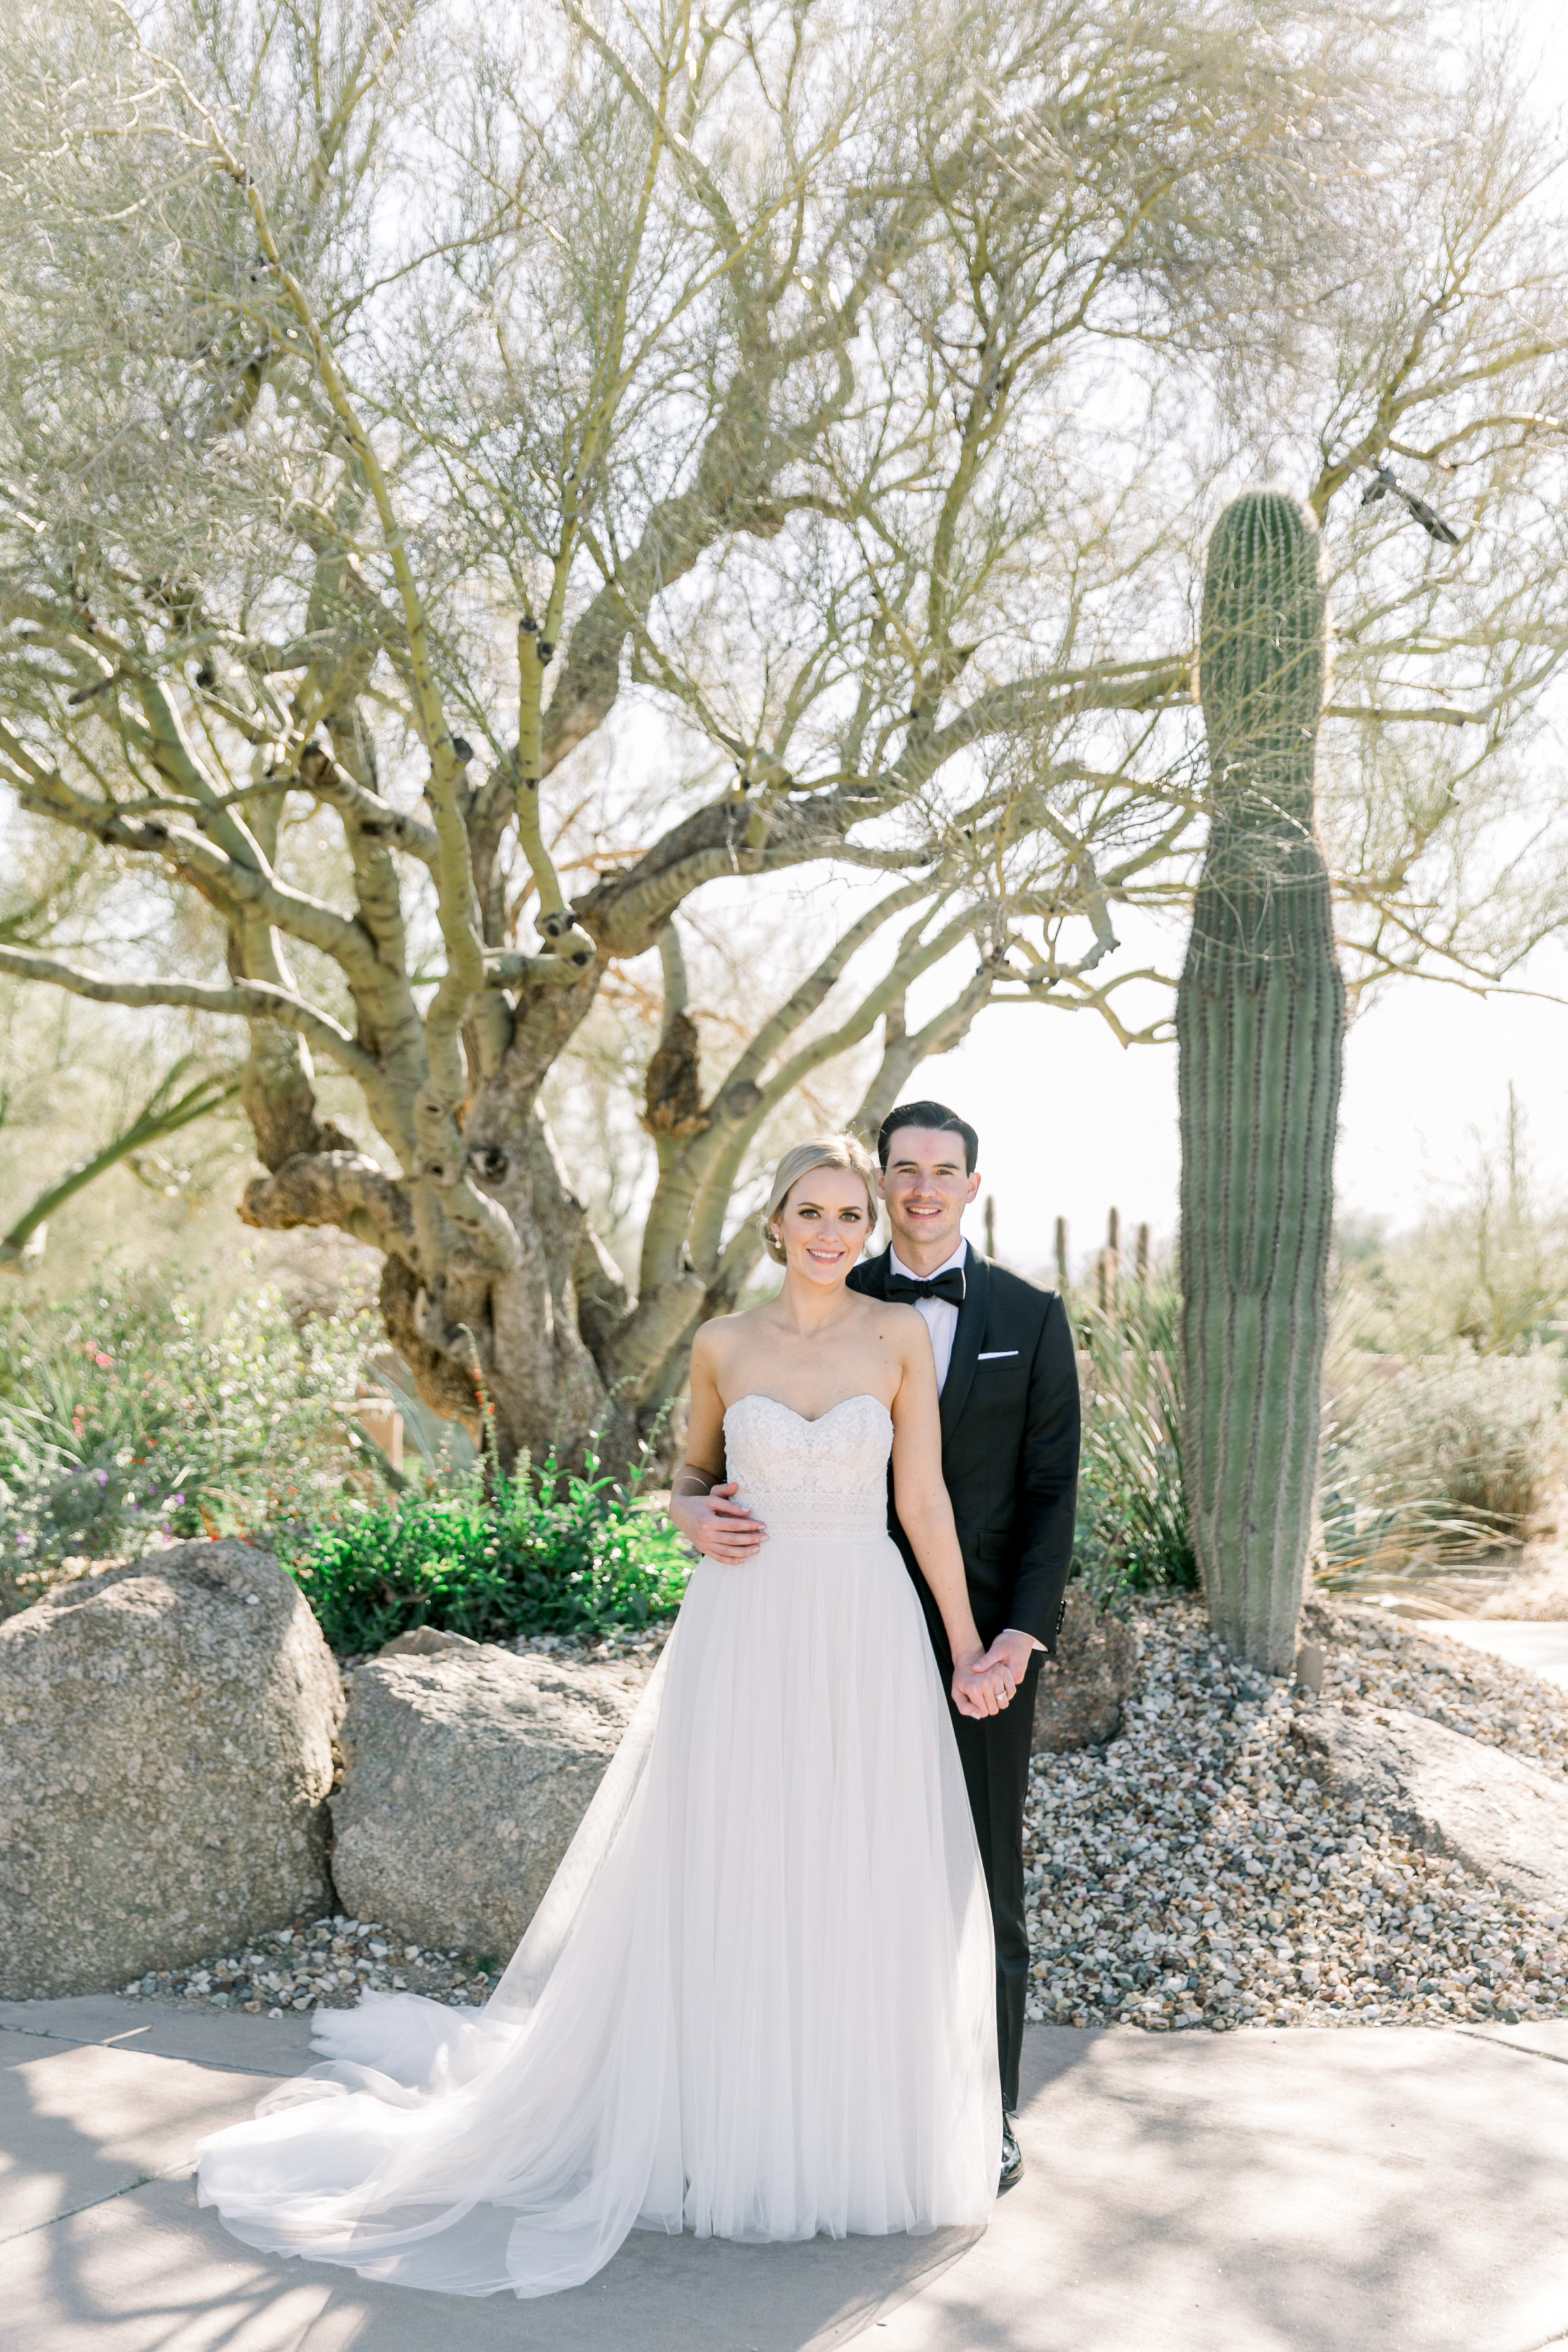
1024, 1593, 1568, 2033
122, 1916, 504, 2014
123, 1596, 1568, 2033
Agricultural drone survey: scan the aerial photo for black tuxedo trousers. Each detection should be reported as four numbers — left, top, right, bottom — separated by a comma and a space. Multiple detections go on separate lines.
847, 1249, 1081, 2110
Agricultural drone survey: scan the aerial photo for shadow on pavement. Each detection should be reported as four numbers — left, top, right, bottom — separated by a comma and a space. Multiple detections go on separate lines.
0, 2001, 1103, 2351
16, 2003, 1568, 2352
5, 2171, 987, 2352
870, 2023, 1568, 2352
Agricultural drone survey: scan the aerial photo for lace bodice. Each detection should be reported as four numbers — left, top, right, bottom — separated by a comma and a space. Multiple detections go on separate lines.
721, 1393, 893, 1541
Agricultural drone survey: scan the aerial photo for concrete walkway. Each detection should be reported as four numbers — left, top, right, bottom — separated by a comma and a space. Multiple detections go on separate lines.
4, 1999, 1568, 2351
1428, 1618, 1568, 1690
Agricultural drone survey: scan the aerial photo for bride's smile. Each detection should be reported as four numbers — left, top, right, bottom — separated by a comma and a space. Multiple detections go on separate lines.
770, 1169, 872, 1290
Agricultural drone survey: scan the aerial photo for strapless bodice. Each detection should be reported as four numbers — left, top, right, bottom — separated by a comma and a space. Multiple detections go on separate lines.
721, 1393, 892, 1541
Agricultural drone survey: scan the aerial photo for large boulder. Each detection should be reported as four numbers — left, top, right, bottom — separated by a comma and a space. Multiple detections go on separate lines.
1032, 1589, 1143, 1754
0, 1540, 342, 1999
329, 1631, 645, 1959
1292, 1700, 1568, 1910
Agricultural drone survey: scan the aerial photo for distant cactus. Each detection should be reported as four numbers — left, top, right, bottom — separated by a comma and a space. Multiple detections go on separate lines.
1177, 489, 1345, 1673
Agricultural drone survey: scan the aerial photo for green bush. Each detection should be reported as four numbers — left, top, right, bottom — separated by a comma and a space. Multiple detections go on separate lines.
0, 1278, 370, 1612
1071, 1284, 1198, 1603
280, 1455, 692, 1654
0, 1271, 691, 1652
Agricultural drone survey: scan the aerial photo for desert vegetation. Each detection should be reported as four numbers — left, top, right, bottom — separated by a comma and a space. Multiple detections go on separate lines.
2, 0, 1567, 1670
1070, 1114, 1568, 1615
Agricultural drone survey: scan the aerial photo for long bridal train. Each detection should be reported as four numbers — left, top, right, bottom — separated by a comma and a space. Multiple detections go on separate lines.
195, 1394, 1000, 2298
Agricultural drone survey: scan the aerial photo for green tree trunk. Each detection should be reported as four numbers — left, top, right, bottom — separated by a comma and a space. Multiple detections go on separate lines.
1177, 489, 1345, 1673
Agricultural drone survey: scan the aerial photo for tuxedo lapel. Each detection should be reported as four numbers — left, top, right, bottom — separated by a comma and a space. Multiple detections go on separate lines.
939, 1248, 989, 1445
855, 1249, 892, 1299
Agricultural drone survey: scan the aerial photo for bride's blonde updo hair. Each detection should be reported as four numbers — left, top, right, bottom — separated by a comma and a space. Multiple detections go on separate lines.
760, 1134, 879, 1265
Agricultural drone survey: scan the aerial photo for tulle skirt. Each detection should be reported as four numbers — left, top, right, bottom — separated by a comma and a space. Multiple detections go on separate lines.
195, 1527, 999, 2297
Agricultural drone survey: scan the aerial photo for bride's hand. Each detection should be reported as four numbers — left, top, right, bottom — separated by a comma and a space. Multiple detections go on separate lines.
950, 1648, 1012, 1719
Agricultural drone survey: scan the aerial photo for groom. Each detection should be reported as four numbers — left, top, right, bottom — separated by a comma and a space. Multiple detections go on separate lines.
849, 1102, 1080, 2191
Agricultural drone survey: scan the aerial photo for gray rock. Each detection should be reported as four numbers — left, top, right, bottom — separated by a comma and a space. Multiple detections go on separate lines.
1291, 1701, 1568, 1910
330, 1643, 645, 1959
0, 1541, 342, 1999
1032, 1589, 1143, 1754
376, 1625, 487, 1661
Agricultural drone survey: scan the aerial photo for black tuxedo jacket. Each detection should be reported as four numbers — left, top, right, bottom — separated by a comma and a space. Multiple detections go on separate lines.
847, 1247, 1081, 1659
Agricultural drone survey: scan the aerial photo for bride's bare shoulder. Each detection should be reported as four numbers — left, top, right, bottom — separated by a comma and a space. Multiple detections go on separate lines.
853, 1295, 923, 1335
843, 1294, 926, 1356
691, 1306, 768, 1364
704, 1305, 774, 1335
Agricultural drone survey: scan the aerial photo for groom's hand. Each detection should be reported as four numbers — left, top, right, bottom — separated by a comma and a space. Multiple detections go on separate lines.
951, 1649, 1012, 1719
670, 1482, 767, 1564
975, 1627, 1045, 1709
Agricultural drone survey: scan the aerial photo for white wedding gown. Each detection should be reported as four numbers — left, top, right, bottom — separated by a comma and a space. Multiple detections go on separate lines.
195, 1394, 999, 2298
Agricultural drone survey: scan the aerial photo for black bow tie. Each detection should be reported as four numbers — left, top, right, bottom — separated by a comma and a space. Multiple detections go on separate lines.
887, 1267, 966, 1307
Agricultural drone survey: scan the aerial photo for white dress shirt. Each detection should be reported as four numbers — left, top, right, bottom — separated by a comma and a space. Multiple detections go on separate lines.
887, 1238, 968, 1393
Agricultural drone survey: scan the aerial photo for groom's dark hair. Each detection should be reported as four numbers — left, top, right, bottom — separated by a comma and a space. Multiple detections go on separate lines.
876, 1100, 979, 1173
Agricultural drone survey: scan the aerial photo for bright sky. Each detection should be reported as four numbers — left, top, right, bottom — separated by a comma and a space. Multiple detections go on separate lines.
927, 2, 1568, 1283
509, 6, 1568, 1289
934, 940, 1568, 1283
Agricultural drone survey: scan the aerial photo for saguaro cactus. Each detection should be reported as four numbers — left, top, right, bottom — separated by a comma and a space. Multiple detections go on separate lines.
1177, 489, 1345, 1673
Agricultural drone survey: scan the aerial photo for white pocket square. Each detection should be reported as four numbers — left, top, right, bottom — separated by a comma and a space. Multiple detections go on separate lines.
977, 1350, 1019, 1360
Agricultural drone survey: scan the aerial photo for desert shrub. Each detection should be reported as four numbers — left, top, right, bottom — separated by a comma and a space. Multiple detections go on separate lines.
1319, 1347, 1564, 1584
1065, 1247, 1564, 1603
1318, 1122, 1568, 1589
0, 1273, 690, 1650
1333, 1102, 1568, 1360
0, 1278, 371, 1612
280, 1454, 692, 1654
1071, 1284, 1197, 1602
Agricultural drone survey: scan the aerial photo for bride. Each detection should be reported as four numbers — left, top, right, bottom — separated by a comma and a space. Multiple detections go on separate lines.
195, 1134, 1009, 2298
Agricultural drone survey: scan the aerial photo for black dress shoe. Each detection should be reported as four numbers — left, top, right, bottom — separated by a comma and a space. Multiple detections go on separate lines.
999, 2112, 1023, 2193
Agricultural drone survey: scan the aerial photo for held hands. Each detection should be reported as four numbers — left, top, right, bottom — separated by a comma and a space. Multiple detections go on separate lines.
951, 1648, 1013, 1719
978, 1627, 1042, 1707
670, 1482, 767, 1565
950, 1628, 1042, 1719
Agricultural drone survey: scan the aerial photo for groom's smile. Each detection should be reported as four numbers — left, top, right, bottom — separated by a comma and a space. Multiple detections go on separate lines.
879, 1128, 983, 1275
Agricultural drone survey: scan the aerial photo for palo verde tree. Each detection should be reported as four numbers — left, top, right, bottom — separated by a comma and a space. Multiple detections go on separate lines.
0, 834, 246, 1270
1, 0, 1567, 1471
